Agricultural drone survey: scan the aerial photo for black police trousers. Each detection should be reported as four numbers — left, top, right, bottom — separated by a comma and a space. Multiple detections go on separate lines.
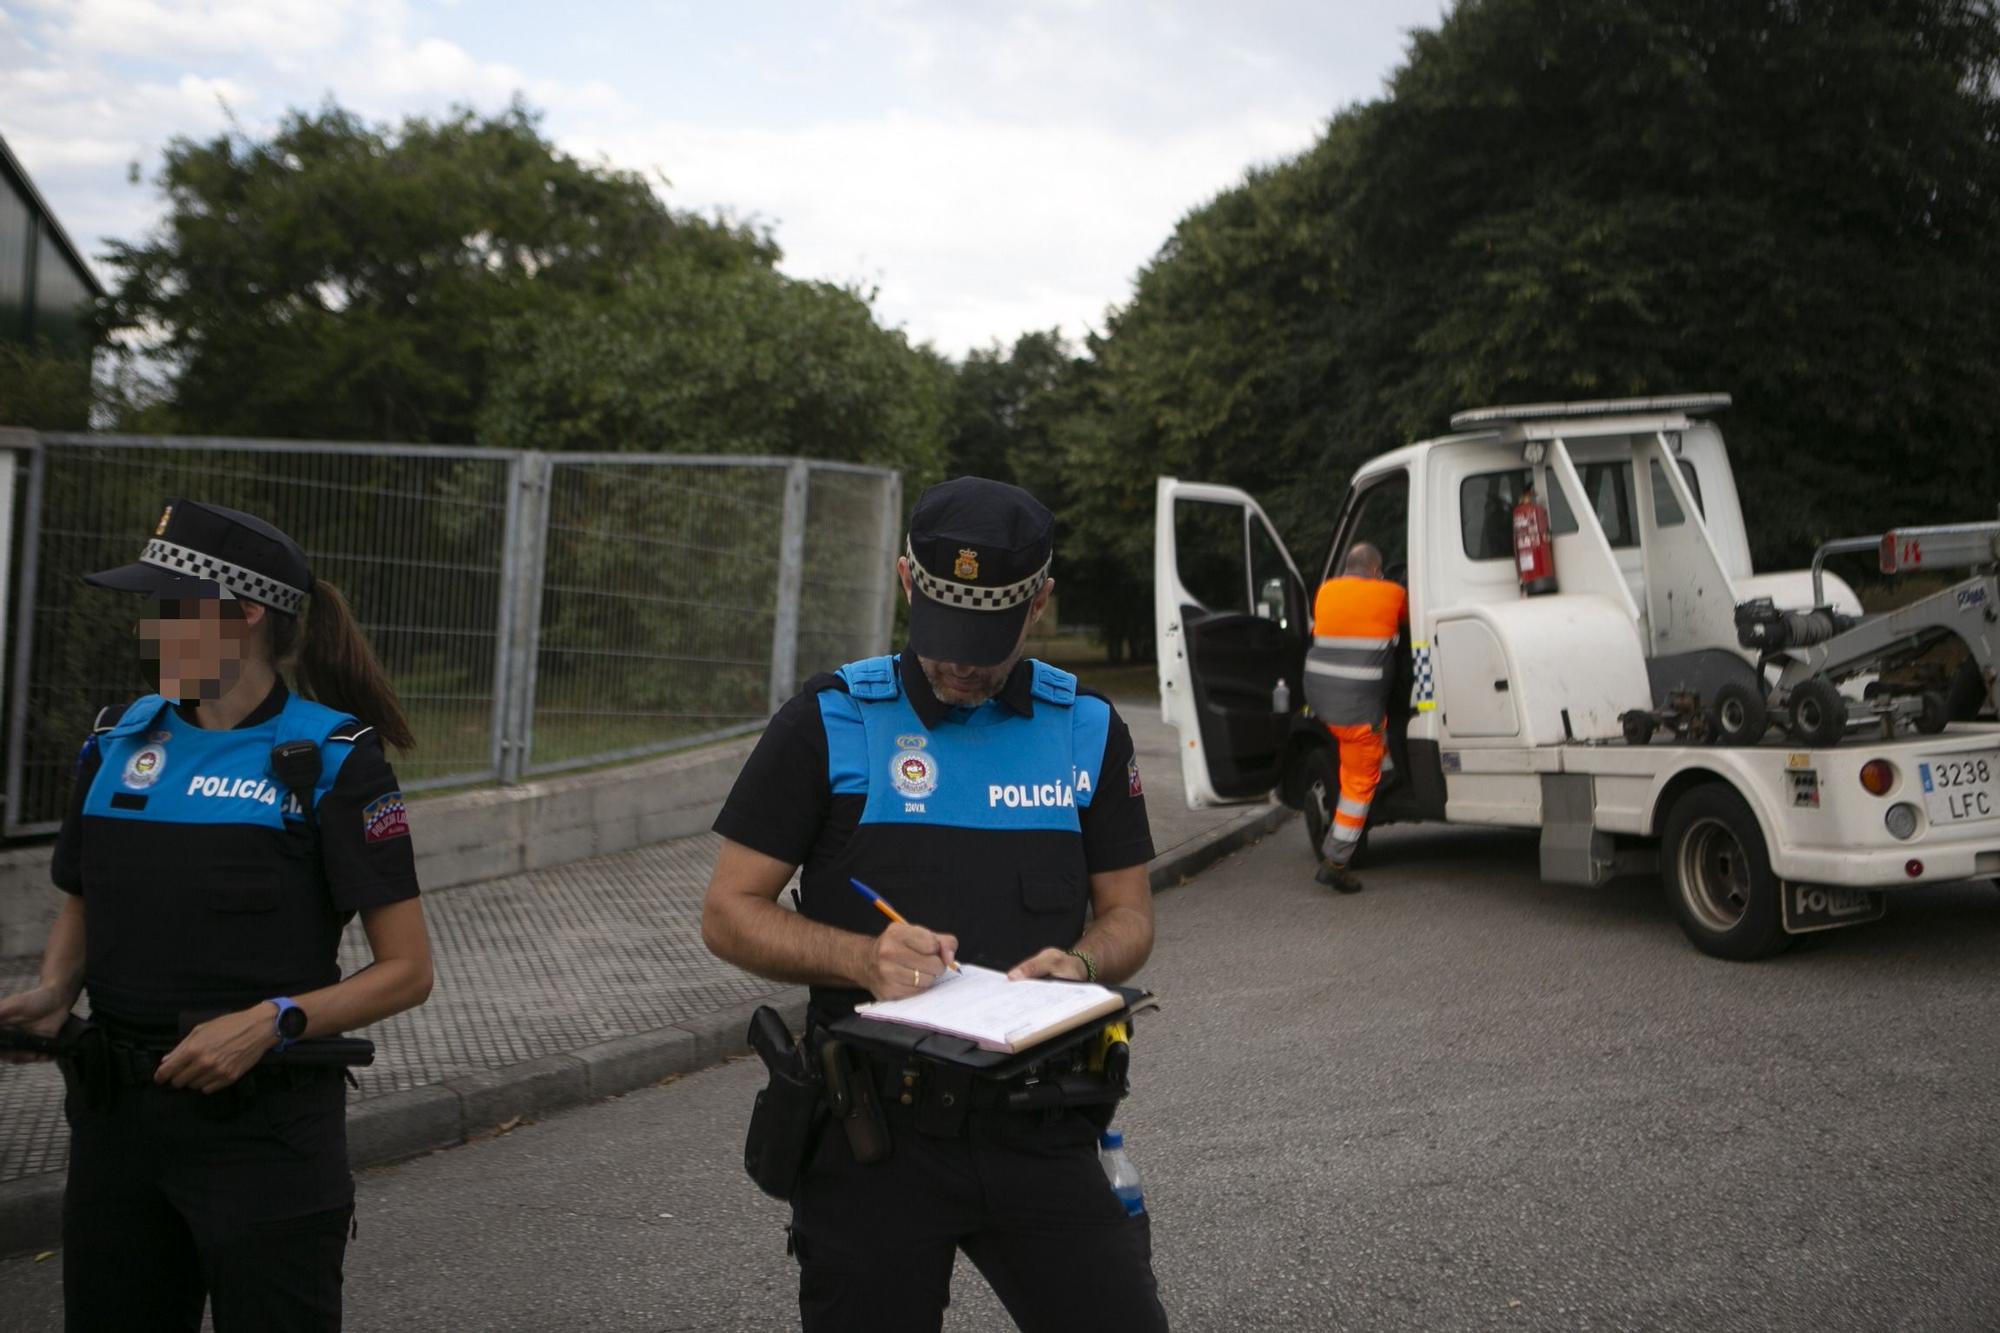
61, 1070, 354, 1333
790, 1100, 1170, 1332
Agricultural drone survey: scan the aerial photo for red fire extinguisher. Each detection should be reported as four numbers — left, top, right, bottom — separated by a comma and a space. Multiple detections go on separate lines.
1512, 483, 1558, 597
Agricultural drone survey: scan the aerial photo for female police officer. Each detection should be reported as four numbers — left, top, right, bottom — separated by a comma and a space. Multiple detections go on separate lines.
0, 499, 433, 1332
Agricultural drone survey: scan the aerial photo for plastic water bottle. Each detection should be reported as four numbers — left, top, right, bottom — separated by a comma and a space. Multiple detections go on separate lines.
1100, 1131, 1146, 1217
1272, 678, 1291, 714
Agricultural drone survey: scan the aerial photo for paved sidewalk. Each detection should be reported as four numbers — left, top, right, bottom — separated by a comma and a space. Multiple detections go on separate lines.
0, 701, 1291, 1250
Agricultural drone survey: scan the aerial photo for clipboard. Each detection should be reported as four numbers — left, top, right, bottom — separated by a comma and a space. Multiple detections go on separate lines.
827, 985, 1156, 1081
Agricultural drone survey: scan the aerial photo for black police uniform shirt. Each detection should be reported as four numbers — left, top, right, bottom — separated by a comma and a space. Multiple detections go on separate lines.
713, 650, 1154, 1018
51, 680, 421, 1038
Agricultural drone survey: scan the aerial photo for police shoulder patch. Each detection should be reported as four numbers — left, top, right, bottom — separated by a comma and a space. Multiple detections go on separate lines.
363, 791, 409, 843
328, 722, 375, 746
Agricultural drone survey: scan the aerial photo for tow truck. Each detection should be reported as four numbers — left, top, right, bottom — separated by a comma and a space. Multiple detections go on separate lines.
1154, 394, 2000, 959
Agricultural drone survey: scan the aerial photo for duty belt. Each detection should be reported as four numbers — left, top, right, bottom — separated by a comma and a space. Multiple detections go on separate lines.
818, 1028, 1127, 1139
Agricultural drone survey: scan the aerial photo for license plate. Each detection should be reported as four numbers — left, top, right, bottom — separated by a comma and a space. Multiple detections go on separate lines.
1781, 883, 1886, 934
1915, 750, 2000, 825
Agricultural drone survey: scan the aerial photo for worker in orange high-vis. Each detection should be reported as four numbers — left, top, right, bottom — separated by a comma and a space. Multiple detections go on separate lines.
1303, 543, 1408, 893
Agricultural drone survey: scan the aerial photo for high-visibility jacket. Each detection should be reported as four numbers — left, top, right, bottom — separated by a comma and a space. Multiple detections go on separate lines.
1305, 577, 1409, 725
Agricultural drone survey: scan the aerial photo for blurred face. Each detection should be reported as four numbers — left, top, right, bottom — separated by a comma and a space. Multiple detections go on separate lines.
138, 597, 258, 701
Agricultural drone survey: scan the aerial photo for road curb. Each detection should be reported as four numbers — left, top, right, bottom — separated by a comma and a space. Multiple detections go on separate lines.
1149, 801, 1295, 893
0, 804, 1287, 1256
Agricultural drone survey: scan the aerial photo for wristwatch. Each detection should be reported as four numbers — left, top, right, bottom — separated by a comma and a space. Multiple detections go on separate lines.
268, 996, 307, 1051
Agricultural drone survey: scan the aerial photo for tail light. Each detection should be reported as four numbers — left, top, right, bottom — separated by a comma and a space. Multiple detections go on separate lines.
1859, 760, 1896, 796
1905, 859, 1924, 878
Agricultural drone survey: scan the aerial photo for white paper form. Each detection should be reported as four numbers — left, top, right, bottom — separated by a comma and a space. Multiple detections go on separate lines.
852, 964, 1124, 1053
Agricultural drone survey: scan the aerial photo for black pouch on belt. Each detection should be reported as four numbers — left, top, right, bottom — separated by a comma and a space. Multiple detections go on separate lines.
743, 1006, 826, 1200
50, 1015, 114, 1115
818, 1039, 892, 1166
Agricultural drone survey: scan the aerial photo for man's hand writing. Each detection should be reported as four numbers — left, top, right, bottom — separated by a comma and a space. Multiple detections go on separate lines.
859, 922, 959, 999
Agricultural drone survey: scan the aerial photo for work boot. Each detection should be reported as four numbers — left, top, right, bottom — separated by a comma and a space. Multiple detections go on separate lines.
1315, 859, 1363, 894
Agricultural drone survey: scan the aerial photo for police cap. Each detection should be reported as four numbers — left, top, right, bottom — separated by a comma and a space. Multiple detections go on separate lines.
904, 476, 1053, 668
84, 500, 313, 614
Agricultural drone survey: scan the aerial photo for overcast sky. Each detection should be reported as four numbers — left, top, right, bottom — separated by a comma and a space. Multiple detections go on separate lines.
1, 0, 1449, 357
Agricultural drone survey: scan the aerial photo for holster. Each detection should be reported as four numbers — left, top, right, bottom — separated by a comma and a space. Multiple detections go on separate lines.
817, 1039, 891, 1165
743, 1007, 827, 1200
53, 1016, 115, 1116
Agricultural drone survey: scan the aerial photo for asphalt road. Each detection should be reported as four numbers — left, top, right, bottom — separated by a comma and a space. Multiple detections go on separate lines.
4, 819, 1999, 1331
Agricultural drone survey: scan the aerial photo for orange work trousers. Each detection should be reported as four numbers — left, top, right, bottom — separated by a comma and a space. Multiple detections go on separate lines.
1323, 720, 1385, 866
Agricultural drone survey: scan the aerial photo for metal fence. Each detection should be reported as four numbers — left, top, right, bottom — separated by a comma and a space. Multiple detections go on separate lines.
0, 433, 901, 837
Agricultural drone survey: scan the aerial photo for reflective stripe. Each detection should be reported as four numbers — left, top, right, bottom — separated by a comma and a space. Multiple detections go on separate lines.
1314, 635, 1396, 651
1335, 796, 1370, 818
1329, 821, 1364, 843
1305, 661, 1384, 681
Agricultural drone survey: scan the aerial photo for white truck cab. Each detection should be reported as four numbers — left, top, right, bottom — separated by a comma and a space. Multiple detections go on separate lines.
1156, 394, 2000, 958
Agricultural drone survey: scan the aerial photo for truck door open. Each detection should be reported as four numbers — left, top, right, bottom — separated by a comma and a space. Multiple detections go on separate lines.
1153, 479, 1308, 807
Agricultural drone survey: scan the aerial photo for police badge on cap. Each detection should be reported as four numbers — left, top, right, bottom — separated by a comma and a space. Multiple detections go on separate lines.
904, 477, 1053, 668
84, 499, 315, 613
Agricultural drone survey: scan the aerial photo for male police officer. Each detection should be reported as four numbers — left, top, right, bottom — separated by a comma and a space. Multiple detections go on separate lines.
1305, 542, 1408, 893
701, 477, 1169, 1333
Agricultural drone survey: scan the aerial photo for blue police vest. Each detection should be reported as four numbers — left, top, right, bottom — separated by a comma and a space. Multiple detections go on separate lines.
75, 691, 362, 1032
800, 655, 1113, 1012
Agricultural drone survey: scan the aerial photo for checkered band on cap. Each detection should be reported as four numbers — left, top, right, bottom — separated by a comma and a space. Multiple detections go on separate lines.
140, 539, 308, 613
907, 539, 1049, 611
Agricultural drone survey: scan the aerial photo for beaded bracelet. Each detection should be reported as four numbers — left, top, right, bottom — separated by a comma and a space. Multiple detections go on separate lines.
1064, 947, 1098, 983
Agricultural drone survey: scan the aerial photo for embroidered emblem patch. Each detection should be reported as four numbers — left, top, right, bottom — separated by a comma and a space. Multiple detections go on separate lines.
363, 791, 410, 843
953, 548, 980, 580
894, 733, 928, 750
890, 749, 938, 798
123, 744, 167, 789
1128, 758, 1143, 797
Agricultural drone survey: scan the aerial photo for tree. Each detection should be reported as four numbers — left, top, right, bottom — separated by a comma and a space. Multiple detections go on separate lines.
478, 256, 949, 484
103, 101, 774, 443
1057, 0, 2000, 646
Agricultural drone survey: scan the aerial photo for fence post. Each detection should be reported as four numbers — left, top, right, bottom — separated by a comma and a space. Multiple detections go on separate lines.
499, 452, 553, 784
2, 434, 43, 838
768, 459, 810, 714
874, 470, 902, 655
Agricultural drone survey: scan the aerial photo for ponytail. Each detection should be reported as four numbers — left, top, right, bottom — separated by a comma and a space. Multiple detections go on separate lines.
270, 579, 416, 751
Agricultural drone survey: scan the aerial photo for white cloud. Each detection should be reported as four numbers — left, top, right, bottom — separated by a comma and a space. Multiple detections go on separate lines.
1, 0, 1437, 352
583, 108, 1318, 350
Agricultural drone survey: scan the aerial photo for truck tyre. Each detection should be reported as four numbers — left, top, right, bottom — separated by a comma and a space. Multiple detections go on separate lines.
1711, 680, 1769, 747
1661, 785, 1790, 961
1916, 690, 1950, 735
1621, 712, 1655, 746
1299, 745, 1366, 867
1787, 679, 1847, 747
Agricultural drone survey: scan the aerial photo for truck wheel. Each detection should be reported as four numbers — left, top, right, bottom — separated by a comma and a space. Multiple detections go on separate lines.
1621, 711, 1655, 746
1787, 680, 1847, 747
1301, 746, 1336, 859
1711, 680, 1769, 747
1661, 785, 1790, 960
1916, 690, 1950, 735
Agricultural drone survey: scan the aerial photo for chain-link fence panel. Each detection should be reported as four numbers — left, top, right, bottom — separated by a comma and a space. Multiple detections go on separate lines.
524, 457, 791, 775
5, 437, 514, 835
795, 464, 901, 697
3, 438, 901, 836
